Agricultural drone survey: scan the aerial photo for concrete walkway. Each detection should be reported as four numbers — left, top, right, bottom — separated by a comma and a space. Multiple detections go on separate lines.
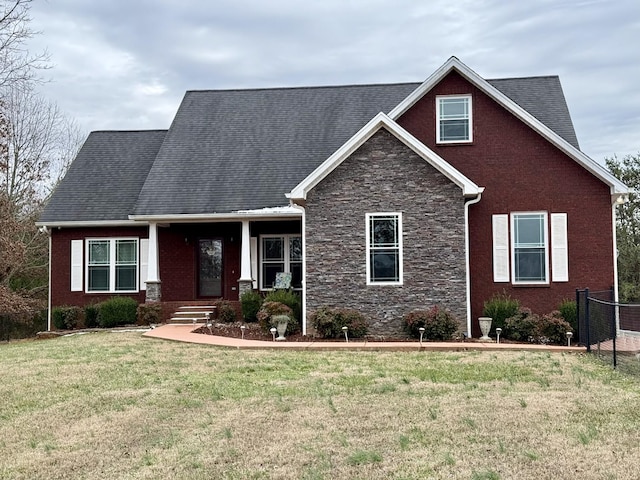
143, 323, 585, 352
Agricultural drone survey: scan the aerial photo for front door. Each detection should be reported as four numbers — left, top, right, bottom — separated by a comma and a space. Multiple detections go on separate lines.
198, 239, 223, 297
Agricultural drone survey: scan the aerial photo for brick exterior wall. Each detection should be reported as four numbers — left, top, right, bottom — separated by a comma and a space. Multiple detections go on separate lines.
397, 71, 616, 334
304, 129, 468, 336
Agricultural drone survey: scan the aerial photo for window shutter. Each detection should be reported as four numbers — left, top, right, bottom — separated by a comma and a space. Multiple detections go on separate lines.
551, 213, 568, 282
71, 240, 83, 291
250, 237, 258, 289
492, 214, 510, 282
139, 239, 149, 290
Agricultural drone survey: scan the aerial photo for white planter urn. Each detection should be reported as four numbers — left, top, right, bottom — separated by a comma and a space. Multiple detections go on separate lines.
478, 317, 492, 341
272, 315, 289, 341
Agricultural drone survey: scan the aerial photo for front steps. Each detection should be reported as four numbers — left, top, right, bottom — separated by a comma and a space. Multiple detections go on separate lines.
168, 305, 216, 325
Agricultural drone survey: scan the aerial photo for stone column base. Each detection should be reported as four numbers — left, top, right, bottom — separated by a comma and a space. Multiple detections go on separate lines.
145, 281, 162, 302
238, 280, 253, 296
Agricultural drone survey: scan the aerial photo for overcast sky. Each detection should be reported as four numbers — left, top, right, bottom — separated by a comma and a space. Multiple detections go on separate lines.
28, 0, 639, 164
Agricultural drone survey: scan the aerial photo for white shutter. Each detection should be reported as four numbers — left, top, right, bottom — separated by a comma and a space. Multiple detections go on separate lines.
71, 240, 83, 291
250, 237, 258, 289
140, 239, 149, 290
551, 213, 568, 282
492, 214, 510, 282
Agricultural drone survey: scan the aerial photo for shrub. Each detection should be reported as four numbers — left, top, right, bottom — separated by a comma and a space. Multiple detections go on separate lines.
503, 308, 572, 345
310, 307, 368, 339
558, 299, 578, 333
0, 310, 47, 341
52, 306, 82, 330
136, 303, 162, 325
483, 292, 520, 333
84, 303, 100, 328
403, 306, 459, 341
257, 301, 295, 333
536, 311, 572, 345
240, 290, 263, 322
97, 297, 138, 328
215, 300, 237, 323
263, 289, 301, 323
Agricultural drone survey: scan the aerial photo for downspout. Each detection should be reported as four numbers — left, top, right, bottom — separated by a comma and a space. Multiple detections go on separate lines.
39, 226, 52, 331
612, 196, 622, 334
290, 202, 307, 335
464, 191, 483, 337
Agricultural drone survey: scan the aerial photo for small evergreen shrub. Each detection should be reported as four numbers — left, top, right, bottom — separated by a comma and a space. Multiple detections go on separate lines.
84, 303, 100, 328
536, 311, 572, 344
483, 292, 520, 333
240, 290, 263, 322
403, 306, 459, 341
263, 289, 301, 323
52, 305, 82, 330
503, 307, 537, 342
215, 300, 237, 323
310, 307, 368, 339
558, 299, 578, 333
136, 303, 162, 325
257, 301, 294, 332
98, 297, 138, 328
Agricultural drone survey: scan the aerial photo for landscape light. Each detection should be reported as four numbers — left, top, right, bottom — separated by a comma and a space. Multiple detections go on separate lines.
566, 331, 573, 347
270, 327, 277, 342
496, 327, 502, 344
419, 327, 425, 346
240, 325, 246, 340
342, 326, 349, 343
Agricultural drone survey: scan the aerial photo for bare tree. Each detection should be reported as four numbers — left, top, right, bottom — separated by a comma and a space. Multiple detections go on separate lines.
0, 0, 49, 92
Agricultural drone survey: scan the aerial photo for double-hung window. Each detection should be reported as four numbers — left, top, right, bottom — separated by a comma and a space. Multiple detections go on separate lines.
512, 213, 548, 284
366, 213, 403, 285
87, 238, 139, 292
437, 95, 472, 143
260, 235, 302, 290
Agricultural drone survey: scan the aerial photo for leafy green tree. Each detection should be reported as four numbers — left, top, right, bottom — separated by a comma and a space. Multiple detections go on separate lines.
606, 153, 640, 302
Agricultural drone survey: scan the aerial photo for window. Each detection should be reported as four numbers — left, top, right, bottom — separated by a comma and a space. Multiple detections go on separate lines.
87, 238, 139, 292
492, 212, 568, 285
260, 235, 302, 290
512, 213, 548, 284
366, 213, 402, 285
437, 95, 472, 143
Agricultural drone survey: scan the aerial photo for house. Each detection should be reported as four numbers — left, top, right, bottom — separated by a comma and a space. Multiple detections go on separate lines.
38, 57, 628, 336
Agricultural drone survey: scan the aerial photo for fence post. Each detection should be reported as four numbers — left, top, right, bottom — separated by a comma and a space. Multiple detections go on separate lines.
585, 288, 590, 353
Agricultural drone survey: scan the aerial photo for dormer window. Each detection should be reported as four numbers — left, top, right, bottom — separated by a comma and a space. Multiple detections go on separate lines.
436, 95, 472, 143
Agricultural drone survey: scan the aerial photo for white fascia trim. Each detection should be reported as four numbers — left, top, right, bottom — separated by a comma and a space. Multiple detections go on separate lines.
128, 207, 302, 223
289, 112, 482, 200
36, 220, 145, 228
388, 56, 628, 197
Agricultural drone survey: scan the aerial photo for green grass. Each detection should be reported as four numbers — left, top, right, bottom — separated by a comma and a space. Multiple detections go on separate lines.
1, 332, 640, 479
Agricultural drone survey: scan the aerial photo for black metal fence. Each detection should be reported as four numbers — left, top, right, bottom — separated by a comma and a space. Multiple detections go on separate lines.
577, 288, 640, 374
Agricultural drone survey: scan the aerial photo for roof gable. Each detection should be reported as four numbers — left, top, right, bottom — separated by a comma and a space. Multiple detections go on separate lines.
289, 113, 482, 200
389, 56, 627, 196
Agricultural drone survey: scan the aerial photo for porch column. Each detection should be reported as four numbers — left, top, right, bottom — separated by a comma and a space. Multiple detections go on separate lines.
238, 220, 253, 295
145, 222, 162, 302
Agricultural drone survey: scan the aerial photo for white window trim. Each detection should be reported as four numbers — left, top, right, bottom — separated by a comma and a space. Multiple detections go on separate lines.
436, 94, 473, 144
510, 212, 549, 285
366, 212, 403, 286
85, 237, 140, 293
259, 234, 302, 291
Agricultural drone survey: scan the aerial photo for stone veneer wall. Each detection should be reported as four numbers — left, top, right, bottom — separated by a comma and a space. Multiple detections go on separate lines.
304, 129, 468, 336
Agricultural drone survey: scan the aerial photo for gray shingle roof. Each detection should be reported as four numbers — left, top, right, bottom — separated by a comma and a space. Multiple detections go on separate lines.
41, 75, 581, 222
39, 130, 166, 222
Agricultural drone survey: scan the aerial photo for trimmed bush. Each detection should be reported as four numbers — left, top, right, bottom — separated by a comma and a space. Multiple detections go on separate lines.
257, 301, 295, 333
263, 289, 301, 323
483, 292, 520, 333
503, 307, 537, 342
504, 308, 572, 345
403, 306, 459, 341
52, 305, 82, 330
310, 307, 368, 339
240, 290, 263, 322
137, 303, 162, 325
536, 311, 572, 344
84, 303, 100, 328
98, 297, 138, 328
558, 299, 577, 333
215, 300, 237, 323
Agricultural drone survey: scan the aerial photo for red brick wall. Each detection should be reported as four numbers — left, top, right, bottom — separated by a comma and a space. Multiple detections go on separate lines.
397, 71, 615, 333
50, 227, 148, 308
